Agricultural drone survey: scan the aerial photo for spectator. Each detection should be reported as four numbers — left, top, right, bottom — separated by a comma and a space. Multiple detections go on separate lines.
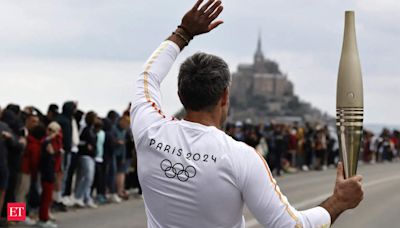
44, 104, 59, 126
51, 125, 64, 213
390, 130, 399, 160
130, 137, 142, 196
74, 110, 84, 130
303, 123, 315, 171
363, 131, 374, 163
15, 112, 41, 225
74, 111, 98, 208
93, 118, 107, 204
0, 109, 21, 225
256, 136, 269, 160
327, 127, 339, 167
244, 128, 260, 148
380, 129, 395, 162
233, 121, 244, 141
296, 127, 305, 169
287, 127, 298, 168
1, 108, 25, 220
38, 122, 61, 228
56, 101, 79, 208
314, 126, 327, 170
273, 124, 286, 176
112, 116, 130, 200
17, 124, 46, 225
124, 122, 135, 196
103, 118, 121, 203
107, 110, 119, 126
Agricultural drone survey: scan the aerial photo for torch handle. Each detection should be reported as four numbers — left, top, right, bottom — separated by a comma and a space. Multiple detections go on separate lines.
336, 107, 363, 178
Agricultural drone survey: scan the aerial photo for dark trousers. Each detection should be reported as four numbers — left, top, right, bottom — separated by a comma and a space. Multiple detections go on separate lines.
268, 149, 282, 176
133, 171, 142, 195
39, 182, 54, 222
275, 150, 282, 176
28, 177, 41, 211
63, 152, 78, 196
1, 169, 18, 218
105, 154, 117, 194
304, 148, 313, 167
328, 149, 338, 165
92, 162, 106, 196
125, 168, 142, 195
315, 149, 327, 169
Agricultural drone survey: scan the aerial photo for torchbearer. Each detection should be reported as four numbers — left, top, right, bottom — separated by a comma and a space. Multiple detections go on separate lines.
336, 11, 364, 178
130, 1, 364, 227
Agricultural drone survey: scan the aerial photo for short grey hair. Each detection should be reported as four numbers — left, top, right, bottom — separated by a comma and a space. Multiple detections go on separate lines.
178, 52, 231, 111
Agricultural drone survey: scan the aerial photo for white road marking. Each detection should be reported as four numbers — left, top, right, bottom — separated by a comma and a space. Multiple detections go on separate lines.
246, 174, 400, 227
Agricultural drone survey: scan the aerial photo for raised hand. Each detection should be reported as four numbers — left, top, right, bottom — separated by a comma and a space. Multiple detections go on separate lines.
168, 0, 224, 49
181, 0, 224, 36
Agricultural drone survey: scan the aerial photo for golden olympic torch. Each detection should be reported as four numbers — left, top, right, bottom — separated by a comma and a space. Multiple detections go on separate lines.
336, 11, 364, 179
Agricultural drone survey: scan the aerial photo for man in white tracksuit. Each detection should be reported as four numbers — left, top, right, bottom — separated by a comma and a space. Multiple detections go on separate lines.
130, 0, 364, 227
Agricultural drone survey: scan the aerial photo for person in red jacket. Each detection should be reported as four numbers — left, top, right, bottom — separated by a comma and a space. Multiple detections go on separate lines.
16, 124, 46, 225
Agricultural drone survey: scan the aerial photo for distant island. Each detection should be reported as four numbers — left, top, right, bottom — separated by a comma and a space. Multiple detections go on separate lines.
175, 35, 333, 125
228, 35, 332, 124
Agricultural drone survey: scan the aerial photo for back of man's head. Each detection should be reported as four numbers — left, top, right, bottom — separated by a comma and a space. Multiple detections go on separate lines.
178, 52, 230, 112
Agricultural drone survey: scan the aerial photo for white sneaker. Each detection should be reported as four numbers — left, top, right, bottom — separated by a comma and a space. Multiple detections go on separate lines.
129, 188, 139, 195
49, 212, 56, 221
62, 196, 74, 207
74, 198, 85, 207
37, 220, 58, 228
301, 165, 309, 172
111, 194, 121, 203
370, 160, 376, 164
87, 200, 98, 209
23, 217, 37, 226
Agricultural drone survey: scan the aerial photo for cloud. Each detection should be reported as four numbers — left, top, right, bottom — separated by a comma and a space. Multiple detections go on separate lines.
0, 0, 398, 125
356, 0, 400, 13
0, 56, 183, 117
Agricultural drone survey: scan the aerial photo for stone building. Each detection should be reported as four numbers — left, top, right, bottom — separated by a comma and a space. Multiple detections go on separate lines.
229, 36, 330, 124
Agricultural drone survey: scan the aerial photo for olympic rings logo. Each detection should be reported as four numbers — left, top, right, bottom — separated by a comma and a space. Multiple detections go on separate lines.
160, 159, 196, 182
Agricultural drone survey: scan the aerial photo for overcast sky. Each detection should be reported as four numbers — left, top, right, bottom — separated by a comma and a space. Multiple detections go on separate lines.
0, 0, 399, 125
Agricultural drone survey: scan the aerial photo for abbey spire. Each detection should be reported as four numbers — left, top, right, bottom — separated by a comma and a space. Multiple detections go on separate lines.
254, 32, 265, 63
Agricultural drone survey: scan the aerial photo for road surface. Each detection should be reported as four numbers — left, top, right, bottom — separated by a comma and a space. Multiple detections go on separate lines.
17, 162, 400, 228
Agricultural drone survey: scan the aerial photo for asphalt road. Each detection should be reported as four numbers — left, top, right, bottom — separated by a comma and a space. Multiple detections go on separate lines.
17, 162, 400, 228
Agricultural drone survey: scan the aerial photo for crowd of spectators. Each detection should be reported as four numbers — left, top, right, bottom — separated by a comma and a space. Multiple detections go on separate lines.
0, 101, 399, 227
363, 128, 400, 164
225, 121, 400, 176
0, 102, 141, 228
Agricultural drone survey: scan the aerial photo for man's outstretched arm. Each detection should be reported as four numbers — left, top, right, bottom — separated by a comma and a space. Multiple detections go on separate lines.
131, 0, 224, 138
238, 145, 363, 228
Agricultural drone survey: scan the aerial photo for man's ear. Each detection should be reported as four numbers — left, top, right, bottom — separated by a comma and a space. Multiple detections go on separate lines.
221, 88, 229, 107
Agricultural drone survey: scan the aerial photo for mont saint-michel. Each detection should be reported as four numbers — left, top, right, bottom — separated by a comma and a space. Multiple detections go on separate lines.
229, 36, 330, 123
